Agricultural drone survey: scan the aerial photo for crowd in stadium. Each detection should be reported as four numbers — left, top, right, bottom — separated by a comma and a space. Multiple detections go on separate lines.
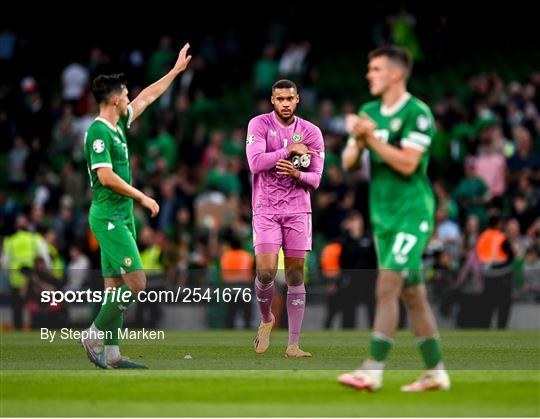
1, 22, 539, 331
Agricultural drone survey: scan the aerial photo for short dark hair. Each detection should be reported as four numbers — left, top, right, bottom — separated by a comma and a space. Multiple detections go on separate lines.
488, 210, 503, 229
368, 45, 413, 78
272, 79, 297, 92
346, 210, 363, 221
91, 73, 127, 104
223, 229, 241, 250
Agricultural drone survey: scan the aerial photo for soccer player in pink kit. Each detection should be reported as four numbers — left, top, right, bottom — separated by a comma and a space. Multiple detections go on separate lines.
246, 79, 324, 358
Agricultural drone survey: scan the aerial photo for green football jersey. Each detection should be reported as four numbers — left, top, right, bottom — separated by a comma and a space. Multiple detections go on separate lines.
84, 106, 134, 230
359, 93, 435, 234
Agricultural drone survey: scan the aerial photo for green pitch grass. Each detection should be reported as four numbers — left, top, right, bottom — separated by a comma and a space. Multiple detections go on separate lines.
1, 330, 539, 416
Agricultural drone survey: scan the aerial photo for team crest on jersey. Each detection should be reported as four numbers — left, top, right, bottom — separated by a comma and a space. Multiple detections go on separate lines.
292, 133, 302, 143
93, 139, 105, 153
390, 118, 402, 132
246, 134, 255, 145
417, 115, 430, 131
123, 257, 133, 267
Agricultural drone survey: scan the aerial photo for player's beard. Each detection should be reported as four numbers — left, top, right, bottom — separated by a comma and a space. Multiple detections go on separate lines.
277, 108, 295, 122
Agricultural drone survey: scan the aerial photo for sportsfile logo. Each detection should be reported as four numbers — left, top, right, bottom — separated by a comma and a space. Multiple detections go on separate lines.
40, 287, 253, 306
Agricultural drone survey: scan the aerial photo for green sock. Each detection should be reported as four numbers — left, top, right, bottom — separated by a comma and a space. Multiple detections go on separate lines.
419, 337, 443, 369
94, 284, 135, 331
369, 333, 393, 362
104, 313, 124, 346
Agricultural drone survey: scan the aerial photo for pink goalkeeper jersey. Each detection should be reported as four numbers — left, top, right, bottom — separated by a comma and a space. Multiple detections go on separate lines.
246, 111, 325, 215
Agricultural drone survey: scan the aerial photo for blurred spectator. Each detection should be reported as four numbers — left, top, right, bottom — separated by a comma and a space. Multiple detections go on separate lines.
321, 241, 341, 329
201, 129, 225, 170
135, 227, 167, 328
454, 236, 484, 328
510, 173, 540, 231
222, 128, 245, 158
317, 100, 352, 136
507, 218, 530, 258
521, 247, 540, 302
52, 196, 82, 256
253, 44, 279, 99
432, 180, 458, 221
389, 6, 423, 61
506, 218, 530, 291
453, 157, 490, 227
435, 205, 462, 264
220, 232, 254, 329
279, 41, 310, 83
61, 62, 89, 105
8, 136, 28, 189
338, 211, 377, 329
1, 215, 51, 329
316, 164, 354, 239
157, 180, 180, 234
476, 214, 515, 329
51, 104, 79, 158
30, 205, 48, 233
65, 243, 90, 291
462, 214, 481, 257
146, 125, 178, 172
44, 229, 65, 280
61, 161, 85, 209
507, 125, 540, 184
24, 257, 66, 329
0, 27, 17, 62
16, 77, 50, 153
87, 47, 112, 80
205, 157, 242, 198
475, 134, 506, 207
24, 137, 46, 183
146, 35, 174, 83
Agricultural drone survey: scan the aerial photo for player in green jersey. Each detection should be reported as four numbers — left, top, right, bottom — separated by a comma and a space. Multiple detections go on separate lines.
81, 43, 191, 369
338, 46, 450, 392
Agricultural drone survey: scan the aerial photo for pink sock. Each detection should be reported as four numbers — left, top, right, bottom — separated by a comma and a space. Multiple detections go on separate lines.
255, 278, 274, 323
287, 284, 306, 345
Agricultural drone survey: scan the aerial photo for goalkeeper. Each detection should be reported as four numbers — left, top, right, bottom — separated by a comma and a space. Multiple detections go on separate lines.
246, 79, 325, 358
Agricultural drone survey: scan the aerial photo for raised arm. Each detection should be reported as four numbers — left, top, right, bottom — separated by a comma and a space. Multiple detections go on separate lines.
129, 43, 192, 122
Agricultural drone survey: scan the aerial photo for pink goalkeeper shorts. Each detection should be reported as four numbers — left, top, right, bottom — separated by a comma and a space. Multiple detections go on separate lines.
252, 213, 312, 258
